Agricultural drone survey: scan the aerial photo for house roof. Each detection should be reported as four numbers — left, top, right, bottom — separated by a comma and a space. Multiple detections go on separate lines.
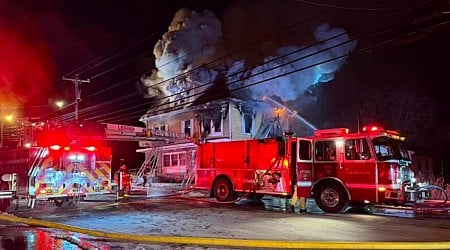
139, 75, 257, 122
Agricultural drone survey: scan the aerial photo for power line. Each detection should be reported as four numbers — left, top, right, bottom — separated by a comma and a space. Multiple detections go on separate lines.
294, 0, 418, 11
61, 0, 217, 81
49, 5, 339, 123
50, 0, 439, 126
91, 6, 439, 124
58, 28, 350, 123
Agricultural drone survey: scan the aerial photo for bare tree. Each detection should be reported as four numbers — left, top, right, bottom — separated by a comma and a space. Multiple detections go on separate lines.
348, 82, 439, 155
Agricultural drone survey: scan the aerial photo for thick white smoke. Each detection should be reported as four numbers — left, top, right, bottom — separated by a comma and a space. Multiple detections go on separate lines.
232, 24, 358, 102
141, 8, 222, 103
141, 8, 357, 111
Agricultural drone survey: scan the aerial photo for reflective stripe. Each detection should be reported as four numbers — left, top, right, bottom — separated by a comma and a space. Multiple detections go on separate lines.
297, 181, 312, 187
0, 191, 13, 199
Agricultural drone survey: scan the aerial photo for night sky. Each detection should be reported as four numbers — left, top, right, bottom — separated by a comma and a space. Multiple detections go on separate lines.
1, 0, 449, 171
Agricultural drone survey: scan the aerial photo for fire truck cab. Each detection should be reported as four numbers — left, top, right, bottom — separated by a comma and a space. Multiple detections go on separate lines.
297, 125, 414, 213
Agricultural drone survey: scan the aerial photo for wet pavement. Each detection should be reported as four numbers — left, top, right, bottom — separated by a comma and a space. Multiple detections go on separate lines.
1, 184, 449, 249
0, 224, 108, 250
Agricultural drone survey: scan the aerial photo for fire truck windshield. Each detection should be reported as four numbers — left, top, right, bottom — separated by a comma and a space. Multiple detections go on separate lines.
372, 136, 410, 162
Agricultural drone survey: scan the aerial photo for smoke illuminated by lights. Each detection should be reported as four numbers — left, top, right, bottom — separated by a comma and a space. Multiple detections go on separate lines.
141, 8, 357, 111
236, 24, 358, 102
141, 8, 223, 105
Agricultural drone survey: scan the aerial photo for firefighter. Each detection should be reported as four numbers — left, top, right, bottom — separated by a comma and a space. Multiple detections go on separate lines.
115, 159, 131, 198
142, 166, 150, 187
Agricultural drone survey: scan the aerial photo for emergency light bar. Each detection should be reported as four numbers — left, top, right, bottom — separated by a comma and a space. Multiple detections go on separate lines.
361, 125, 384, 132
362, 125, 405, 140
314, 128, 348, 136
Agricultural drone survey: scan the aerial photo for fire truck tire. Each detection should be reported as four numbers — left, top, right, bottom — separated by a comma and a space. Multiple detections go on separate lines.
213, 178, 236, 202
314, 182, 348, 213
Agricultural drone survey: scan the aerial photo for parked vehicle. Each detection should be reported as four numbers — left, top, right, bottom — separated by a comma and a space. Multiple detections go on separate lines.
0, 122, 112, 211
195, 125, 419, 213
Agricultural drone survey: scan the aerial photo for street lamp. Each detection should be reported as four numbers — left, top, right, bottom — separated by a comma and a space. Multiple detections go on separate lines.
55, 100, 65, 109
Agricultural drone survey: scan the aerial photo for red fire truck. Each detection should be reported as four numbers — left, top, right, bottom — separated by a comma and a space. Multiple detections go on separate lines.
195, 125, 417, 213
0, 122, 112, 212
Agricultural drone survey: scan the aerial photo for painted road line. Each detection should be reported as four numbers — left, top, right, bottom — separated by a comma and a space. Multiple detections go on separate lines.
0, 213, 449, 249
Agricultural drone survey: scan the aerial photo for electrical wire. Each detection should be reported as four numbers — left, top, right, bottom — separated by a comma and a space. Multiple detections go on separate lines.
294, 0, 419, 11
60, 0, 220, 81
56, 29, 350, 123
91, 27, 389, 123
49, 0, 438, 126
49, 5, 342, 123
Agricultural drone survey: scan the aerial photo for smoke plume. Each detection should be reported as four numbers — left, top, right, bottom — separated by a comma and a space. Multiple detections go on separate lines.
141, 7, 357, 111
235, 23, 358, 102
141, 8, 222, 105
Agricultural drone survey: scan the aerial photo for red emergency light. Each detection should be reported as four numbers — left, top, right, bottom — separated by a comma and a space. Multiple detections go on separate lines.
362, 125, 384, 132
314, 128, 349, 136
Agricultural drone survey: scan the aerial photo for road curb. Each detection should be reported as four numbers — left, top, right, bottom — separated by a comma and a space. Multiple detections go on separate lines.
0, 213, 449, 249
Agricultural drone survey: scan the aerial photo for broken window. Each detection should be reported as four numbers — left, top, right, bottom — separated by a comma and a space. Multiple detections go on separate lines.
242, 113, 254, 135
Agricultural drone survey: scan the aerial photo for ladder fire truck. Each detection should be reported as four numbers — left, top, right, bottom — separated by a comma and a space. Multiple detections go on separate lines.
195, 125, 419, 213
0, 122, 112, 212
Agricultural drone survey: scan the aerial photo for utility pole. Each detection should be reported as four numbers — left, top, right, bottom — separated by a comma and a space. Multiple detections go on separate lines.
62, 75, 90, 122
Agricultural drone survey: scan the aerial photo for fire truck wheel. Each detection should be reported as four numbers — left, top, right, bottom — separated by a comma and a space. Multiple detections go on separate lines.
54, 199, 64, 207
0, 199, 10, 212
213, 178, 235, 202
314, 182, 348, 213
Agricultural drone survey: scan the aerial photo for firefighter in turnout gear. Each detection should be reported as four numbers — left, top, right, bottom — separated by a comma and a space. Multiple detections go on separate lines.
114, 159, 131, 198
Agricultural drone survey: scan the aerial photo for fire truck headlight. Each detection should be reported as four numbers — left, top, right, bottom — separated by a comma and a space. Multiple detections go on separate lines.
411, 177, 416, 183
396, 178, 402, 184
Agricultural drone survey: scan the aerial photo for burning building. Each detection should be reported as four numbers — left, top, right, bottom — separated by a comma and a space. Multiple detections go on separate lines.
136, 8, 357, 183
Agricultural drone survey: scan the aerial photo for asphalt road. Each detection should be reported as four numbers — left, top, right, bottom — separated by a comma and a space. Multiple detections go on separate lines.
1, 186, 450, 249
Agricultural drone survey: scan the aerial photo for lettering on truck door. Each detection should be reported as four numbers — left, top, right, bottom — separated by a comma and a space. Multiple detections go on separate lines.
338, 138, 376, 202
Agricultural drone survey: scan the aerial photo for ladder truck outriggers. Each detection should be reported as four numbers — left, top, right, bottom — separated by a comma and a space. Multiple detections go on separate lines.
0, 122, 113, 212
194, 125, 419, 213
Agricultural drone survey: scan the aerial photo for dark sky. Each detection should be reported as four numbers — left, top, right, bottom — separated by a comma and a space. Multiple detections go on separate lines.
2, 0, 450, 170
1, 0, 449, 127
